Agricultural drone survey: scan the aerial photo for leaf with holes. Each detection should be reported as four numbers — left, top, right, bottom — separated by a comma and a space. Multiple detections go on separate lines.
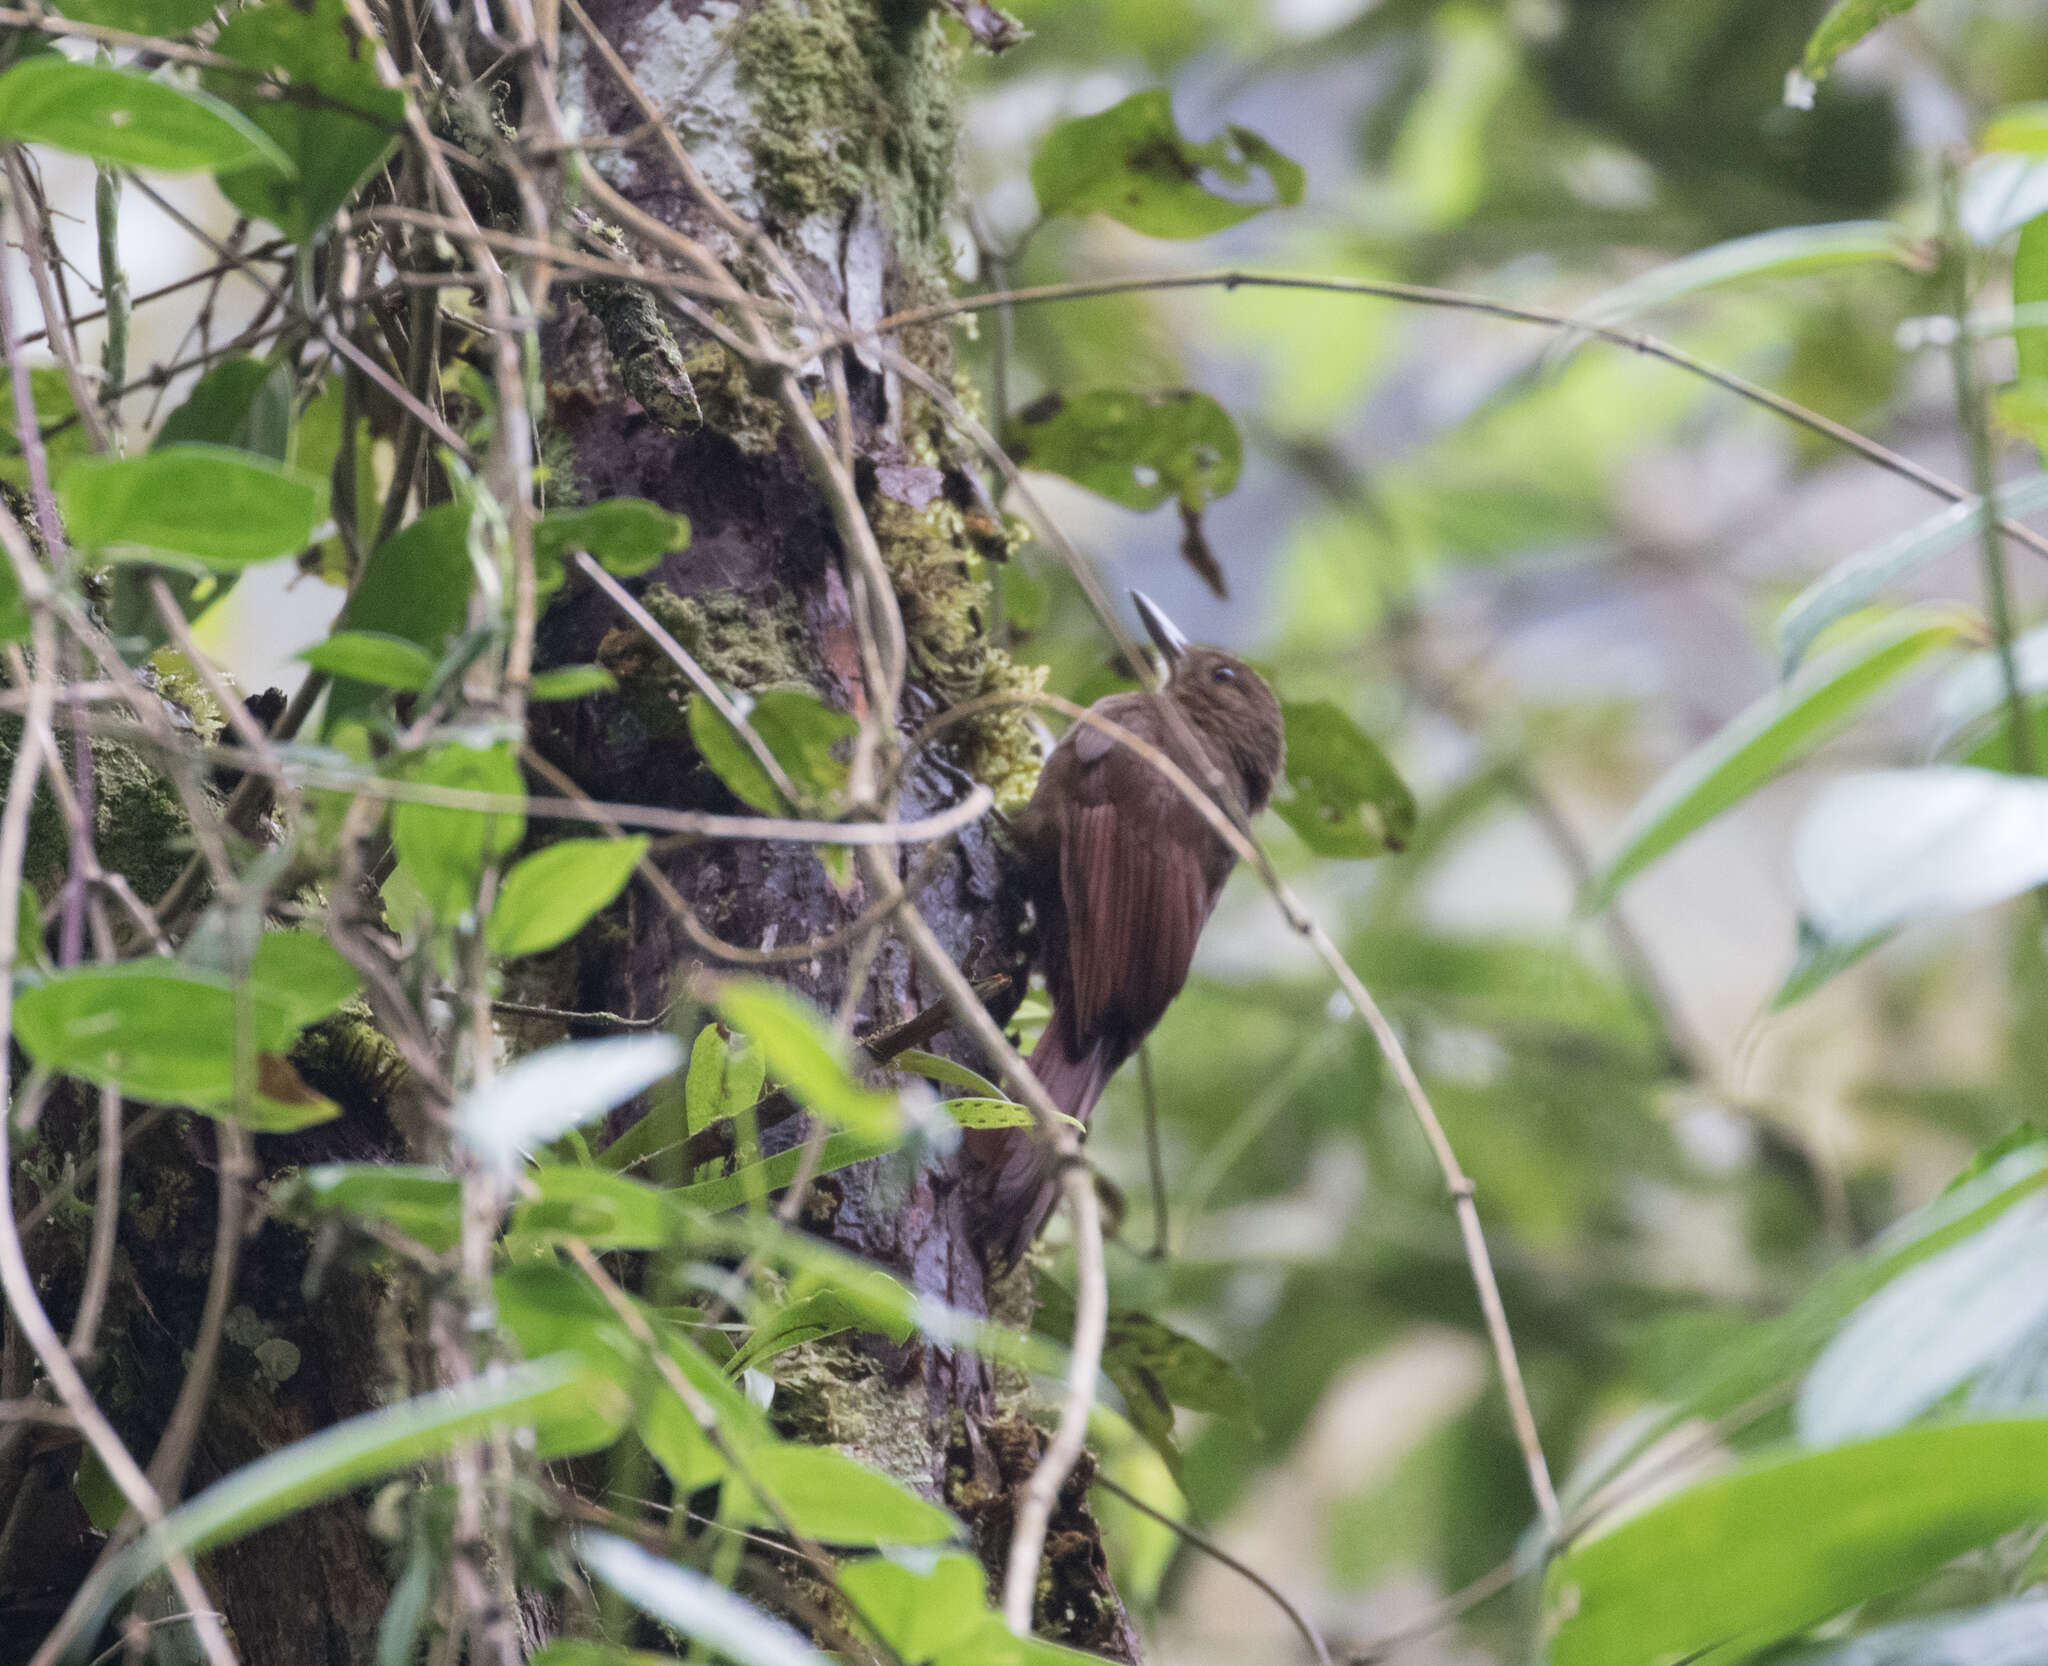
1007, 388, 1241, 515
1273, 700, 1416, 859
1032, 88, 1303, 239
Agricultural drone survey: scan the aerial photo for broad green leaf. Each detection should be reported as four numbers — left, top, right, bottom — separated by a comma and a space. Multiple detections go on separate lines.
59, 445, 326, 570
1986, 103, 2048, 155
17, 962, 293, 1105
53, 0, 217, 31
689, 688, 855, 815
1794, 768, 2048, 945
1584, 612, 1968, 910
837, 1553, 989, 1662
327, 504, 477, 732
287, 1164, 461, 1251
0, 59, 290, 174
1779, 477, 2048, 674
156, 357, 293, 460
1006, 388, 1241, 514
1032, 89, 1303, 239
455, 1034, 683, 1175
683, 1023, 766, 1135
1801, 0, 1924, 82
669, 1131, 892, 1215
1570, 221, 1916, 329
713, 979, 902, 1139
1798, 1198, 2048, 1446
390, 740, 526, 920
244, 929, 362, 1031
487, 836, 647, 958
208, 0, 404, 238
728, 1444, 959, 1545
1546, 1418, 2048, 1666
299, 631, 440, 691
576, 1532, 831, 1666
529, 664, 618, 702
509, 1167, 677, 1251
533, 500, 689, 590
1565, 1142, 2048, 1509
1273, 699, 1416, 859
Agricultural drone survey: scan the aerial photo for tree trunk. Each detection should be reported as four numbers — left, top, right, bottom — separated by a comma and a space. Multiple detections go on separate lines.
1, 2, 1140, 1659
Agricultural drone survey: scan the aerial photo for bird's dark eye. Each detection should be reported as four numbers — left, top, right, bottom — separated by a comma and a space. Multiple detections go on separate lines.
1211, 664, 1237, 684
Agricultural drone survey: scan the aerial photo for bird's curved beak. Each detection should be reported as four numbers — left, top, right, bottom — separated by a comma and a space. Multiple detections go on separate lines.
1131, 589, 1189, 667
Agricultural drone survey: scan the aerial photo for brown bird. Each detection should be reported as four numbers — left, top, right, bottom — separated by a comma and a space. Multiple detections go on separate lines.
972, 591, 1286, 1267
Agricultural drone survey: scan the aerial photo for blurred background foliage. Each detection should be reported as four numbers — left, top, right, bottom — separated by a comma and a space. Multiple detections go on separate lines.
947, 0, 2048, 1657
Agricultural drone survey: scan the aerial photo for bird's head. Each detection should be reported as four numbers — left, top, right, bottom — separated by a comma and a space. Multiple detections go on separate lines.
1131, 591, 1286, 814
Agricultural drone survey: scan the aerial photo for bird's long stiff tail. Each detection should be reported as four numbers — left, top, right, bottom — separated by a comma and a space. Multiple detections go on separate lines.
968, 1013, 1115, 1269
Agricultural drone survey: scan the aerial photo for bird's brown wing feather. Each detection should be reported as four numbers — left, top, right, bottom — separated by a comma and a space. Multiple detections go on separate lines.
1057, 734, 1219, 1044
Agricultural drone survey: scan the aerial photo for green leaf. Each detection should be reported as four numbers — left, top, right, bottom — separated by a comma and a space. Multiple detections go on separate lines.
1566, 1142, 2048, 1509
1793, 768, 2048, 945
120, 1357, 621, 1568
287, 1164, 461, 1252
245, 929, 362, 1031
1930, 623, 2048, 755
529, 664, 618, 702
728, 1444, 960, 1545
52, 0, 217, 32
59, 444, 326, 570
390, 740, 526, 920
487, 836, 647, 958
893, 1049, 1003, 1098
1986, 103, 2048, 155
1568, 222, 1916, 330
837, 1553, 990, 1663
0, 59, 291, 174
1801, 0, 1924, 82
1006, 388, 1241, 514
16, 961, 300, 1107
1273, 700, 1417, 859
207, 0, 404, 239
669, 1131, 893, 1215
156, 357, 293, 460
1797, 1198, 2048, 1446
725, 1291, 870, 1377
1546, 1418, 2048, 1666
2017, 216, 2048, 397
1583, 611, 1969, 910
689, 688, 855, 815
0, 555, 31, 648
1778, 476, 2048, 673
299, 631, 440, 691
713, 979, 902, 1139
327, 504, 477, 732
1032, 88, 1304, 239
683, 1022, 766, 1135
454, 1034, 683, 1175
939, 1097, 1038, 1130
510, 1166, 678, 1250
533, 500, 689, 591
576, 1532, 832, 1666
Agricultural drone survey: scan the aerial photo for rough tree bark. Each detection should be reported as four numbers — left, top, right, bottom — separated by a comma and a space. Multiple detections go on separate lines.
0, 2, 1141, 1660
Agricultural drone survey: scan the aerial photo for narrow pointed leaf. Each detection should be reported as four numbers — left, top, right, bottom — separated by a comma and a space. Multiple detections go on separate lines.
1585, 612, 1969, 910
